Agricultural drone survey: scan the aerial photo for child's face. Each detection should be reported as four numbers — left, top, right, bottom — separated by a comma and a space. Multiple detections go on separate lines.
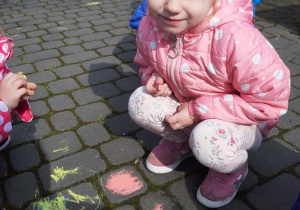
148, 0, 214, 35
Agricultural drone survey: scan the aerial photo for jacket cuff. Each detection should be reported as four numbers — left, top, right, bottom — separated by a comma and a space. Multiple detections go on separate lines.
188, 100, 201, 122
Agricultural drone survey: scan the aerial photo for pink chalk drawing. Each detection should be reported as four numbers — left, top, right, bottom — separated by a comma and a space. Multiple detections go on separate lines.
104, 169, 143, 195
154, 203, 163, 210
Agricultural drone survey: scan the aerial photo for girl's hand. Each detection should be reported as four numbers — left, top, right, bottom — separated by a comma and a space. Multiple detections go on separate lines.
165, 102, 194, 130
21, 82, 37, 101
0, 72, 28, 110
145, 73, 172, 97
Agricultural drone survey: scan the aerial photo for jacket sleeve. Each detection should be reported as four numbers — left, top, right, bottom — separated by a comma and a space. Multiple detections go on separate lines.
129, 0, 147, 30
0, 38, 34, 123
188, 25, 290, 127
133, 19, 156, 85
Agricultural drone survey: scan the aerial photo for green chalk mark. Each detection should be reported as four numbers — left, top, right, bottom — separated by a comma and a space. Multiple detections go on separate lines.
87, 2, 102, 6
32, 194, 67, 210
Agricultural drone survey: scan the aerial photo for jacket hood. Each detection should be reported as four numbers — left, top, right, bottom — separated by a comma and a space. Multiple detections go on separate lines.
146, 0, 254, 36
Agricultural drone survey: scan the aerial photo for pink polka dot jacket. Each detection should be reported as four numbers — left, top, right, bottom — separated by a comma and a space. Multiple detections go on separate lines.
134, 0, 290, 137
0, 36, 33, 142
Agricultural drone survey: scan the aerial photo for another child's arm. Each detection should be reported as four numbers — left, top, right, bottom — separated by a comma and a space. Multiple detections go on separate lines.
0, 72, 28, 111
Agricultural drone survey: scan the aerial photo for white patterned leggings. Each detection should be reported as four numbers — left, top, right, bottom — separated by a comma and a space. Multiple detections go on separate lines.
129, 86, 262, 173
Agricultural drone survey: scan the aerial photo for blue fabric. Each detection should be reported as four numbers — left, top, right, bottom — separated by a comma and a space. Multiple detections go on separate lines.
129, 0, 147, 29
292, 193, 300, 210
252, 0, 263, 20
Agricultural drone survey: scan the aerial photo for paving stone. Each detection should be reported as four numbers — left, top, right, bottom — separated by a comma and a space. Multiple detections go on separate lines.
30, 100, 50, 117
115, 76, 140, 92
116, 63, 139, 76
287, 61, 300, 76
9, 143, 41, 172
55, 64, 84, 78
94, 24, 114, 32
248, 139, 300, 177
292, 57, 300, 65
119, 43, 137, 51
110, 28, 131, 36
61, 51, 99, 65
39, 131, 82, 161
115, 205, 135, 210
283, 127, 300, 150
41, 40, 65, 49
10, 118, 51, 147
117, 51, 136, 63
27, 182, 103, 210
267, 127, 279, 137
10, 64, 35, 75
277, 110, 300, 129
4, 172, 39, 207
292, 75, 300, 89
63, 37, 81, 45
60, 45, 84, 55
97, 46, 122, 56
139, 190, 180, 210
262, 27, 290, 37
34, 58, 62, 71
99, 166, 147, 204
108, 93, 131, 113
295, 165, 300, 176
77, 123, 110, 146
247, 173, 300, 210
26, 71, 57, 84
50, 111, 78, 131
14, 37, 42, 49
80, 32, 111, 42
0, 155, 7, 179
290, 86, 300, 100
75, 102, 111, 122
38, 149, 106, 192
23, 44, 42, 53
29, 85, 49, 101
221, 200, 251, 210
277, 48, 298, 61
72, 83, 120, 105
140, 156, 205, 185
90, 17, 118, 26
63, 28, 94, 37
103, 35, 135, 45
48, 78, 80, 94
169, 174, 207, 210
48, 94, 76, 111
101, 137, 144, 165
81, 56, 122, 72
135, 130, 161, 151
268, 36, 294, 49
286, 42, 300, 56
106, 113, 140, 135
239, 170, 258, 191
82, 40, 106, 50
23, 49, 60, 63
42, 33, 64, 41
77, 68, 121, 86
289, 97, 300, 113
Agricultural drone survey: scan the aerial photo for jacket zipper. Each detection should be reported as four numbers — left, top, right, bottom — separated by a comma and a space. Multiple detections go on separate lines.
168, 35, 184, 97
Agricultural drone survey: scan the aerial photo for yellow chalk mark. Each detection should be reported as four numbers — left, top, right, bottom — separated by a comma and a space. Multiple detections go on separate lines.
32, 191, 101, 210
32, 194, 67, 210
68, 190, 96, 204
50, 166, 79, 182
87, 2, 102, 6
53, 146, 69, 153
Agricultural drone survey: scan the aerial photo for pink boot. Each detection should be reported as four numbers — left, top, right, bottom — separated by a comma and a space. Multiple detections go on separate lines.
146, 139, 192, 174
197, 162, 248, 208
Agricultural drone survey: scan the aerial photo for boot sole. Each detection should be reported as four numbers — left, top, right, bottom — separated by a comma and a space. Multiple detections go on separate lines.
146, 152, 193, 174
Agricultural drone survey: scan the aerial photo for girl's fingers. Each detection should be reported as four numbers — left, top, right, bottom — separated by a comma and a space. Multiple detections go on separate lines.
27, 82, 37, 90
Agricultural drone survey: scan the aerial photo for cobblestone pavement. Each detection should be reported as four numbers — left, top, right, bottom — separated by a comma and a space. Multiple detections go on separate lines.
0, 0, 299, 209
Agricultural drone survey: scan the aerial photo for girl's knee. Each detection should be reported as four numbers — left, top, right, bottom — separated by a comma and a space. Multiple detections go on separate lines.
189, 119, 248, 173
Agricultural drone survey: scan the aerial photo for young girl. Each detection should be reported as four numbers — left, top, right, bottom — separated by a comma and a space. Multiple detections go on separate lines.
0, 33, 37, 151
128, 0, 290, 208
